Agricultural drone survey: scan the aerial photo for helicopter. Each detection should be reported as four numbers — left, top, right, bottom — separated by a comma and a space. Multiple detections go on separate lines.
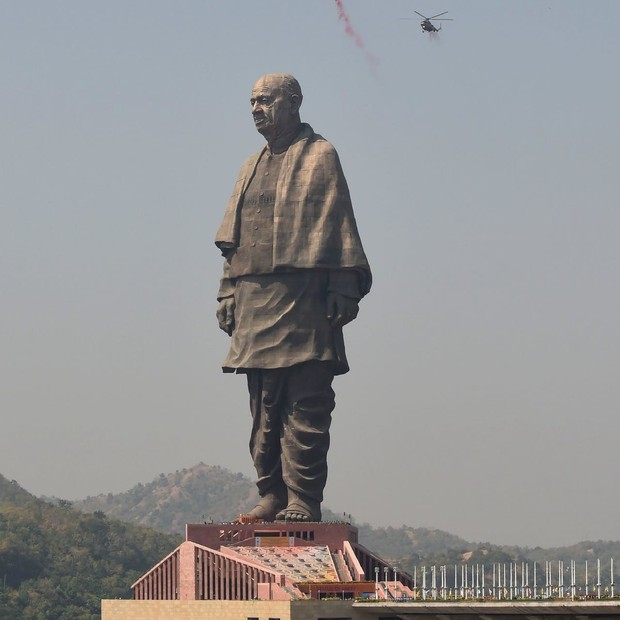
414, 10, 453, 33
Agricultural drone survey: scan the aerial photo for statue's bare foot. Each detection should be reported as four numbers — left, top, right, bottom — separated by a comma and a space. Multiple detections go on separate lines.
275, 496, 321, 522
240, 493, 286, 522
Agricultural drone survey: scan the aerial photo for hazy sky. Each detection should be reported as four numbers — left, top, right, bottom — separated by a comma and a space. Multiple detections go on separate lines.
2, 1, 619, 548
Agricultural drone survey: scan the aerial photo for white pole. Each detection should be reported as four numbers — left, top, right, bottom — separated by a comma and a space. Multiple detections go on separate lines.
454, 564, 458, 600
440, 565, 443, 600
611, 558, 615, 598
598, 558, 601, 599
462, 564, 466, 599
498, 563, 502, 601
525, 562, 529, 599
439, 565, 443, 600
586, 560, 588, 597
515, 562, 518, 599
499, 562, 502, 600
454, 564, 460, 600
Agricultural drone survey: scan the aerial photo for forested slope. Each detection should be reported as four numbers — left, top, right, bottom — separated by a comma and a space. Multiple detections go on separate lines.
0, 474, 181, 620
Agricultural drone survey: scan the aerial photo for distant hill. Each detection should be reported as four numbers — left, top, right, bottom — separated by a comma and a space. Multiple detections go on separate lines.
73, 463, 259, 534
0, 474, 180, 619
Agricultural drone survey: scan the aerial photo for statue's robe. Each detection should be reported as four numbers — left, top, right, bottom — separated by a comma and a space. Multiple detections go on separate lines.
215, 124, 371, 375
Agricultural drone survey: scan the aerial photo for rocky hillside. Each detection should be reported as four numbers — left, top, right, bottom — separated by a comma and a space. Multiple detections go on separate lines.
73, 463, 259, 534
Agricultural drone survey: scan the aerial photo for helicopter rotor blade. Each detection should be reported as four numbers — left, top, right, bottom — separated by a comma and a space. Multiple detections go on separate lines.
414, 11, 429, 19
428, 11, 449, 19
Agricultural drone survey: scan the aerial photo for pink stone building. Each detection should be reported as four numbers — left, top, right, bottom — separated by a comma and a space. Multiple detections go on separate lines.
131, 522, 412, 602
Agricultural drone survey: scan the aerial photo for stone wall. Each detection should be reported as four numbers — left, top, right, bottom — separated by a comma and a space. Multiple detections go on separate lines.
101, 600, 294, 620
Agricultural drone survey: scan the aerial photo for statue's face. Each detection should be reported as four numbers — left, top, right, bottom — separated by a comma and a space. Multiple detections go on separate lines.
250, 76, 298, 139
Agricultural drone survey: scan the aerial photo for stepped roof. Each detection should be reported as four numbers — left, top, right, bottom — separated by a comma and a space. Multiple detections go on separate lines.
229, 545, 339, 582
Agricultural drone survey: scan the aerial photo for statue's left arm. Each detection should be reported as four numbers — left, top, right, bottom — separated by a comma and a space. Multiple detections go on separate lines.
326, 270, 362, 328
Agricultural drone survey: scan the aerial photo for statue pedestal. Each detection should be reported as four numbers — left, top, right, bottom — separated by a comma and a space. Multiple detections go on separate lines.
186, 520, 359, 550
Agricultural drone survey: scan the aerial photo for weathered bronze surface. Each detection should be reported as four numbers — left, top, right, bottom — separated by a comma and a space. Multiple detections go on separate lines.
215, 74, 371, 522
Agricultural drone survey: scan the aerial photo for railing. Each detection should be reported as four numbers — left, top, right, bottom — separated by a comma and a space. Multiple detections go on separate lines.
405, 559, 617, 601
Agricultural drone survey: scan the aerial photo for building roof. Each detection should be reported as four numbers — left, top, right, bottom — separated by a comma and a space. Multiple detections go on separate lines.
227, 545, 339, 582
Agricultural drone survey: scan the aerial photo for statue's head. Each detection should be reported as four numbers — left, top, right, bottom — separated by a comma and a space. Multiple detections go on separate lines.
250, 74, 303, 142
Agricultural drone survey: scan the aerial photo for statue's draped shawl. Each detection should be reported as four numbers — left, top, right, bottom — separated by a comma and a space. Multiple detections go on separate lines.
215, 124, 371, 296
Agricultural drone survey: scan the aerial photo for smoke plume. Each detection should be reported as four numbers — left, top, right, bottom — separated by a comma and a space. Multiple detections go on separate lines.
334, 0, 366, 49
334, 0, 376, 68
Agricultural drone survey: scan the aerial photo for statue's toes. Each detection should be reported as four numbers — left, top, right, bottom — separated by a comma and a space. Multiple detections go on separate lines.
275, 499, 319, 522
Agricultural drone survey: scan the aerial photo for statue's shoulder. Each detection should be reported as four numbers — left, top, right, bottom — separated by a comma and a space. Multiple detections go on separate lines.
301, 129, 339, 162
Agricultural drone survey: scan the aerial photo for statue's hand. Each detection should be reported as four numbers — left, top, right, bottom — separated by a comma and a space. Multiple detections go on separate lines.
326, 292, 359, 328
216, 298, 236, 335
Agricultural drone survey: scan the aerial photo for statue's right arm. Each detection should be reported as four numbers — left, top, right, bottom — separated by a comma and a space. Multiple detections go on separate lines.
216, 297, 235, 336
216, 261, 236, 335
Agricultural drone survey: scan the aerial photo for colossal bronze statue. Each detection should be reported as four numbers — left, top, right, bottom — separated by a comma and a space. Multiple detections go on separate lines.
215, 74, 371, 522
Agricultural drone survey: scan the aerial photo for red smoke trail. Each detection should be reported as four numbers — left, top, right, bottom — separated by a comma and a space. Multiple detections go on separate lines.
334, 0, 366, 50
334, 0, 377, 71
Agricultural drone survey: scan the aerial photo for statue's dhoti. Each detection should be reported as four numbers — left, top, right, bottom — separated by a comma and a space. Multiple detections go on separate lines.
246, 360, 335, 521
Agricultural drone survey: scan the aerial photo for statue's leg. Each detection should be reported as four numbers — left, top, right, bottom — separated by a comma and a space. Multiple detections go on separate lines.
244, 369, 287, 521
275, 361, 335, 522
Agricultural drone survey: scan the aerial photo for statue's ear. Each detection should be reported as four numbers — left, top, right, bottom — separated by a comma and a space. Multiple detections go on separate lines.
290, 93, 302, 116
